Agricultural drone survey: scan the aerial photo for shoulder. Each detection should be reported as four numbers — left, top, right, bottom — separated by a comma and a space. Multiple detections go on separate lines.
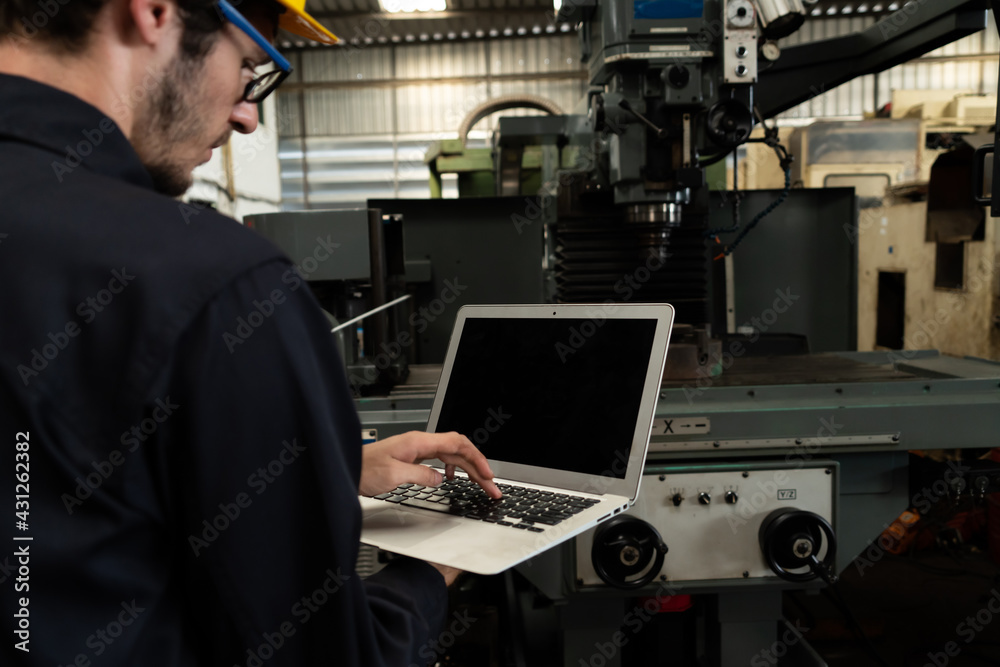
35, 167, 288, 297
2, 166, 296, 405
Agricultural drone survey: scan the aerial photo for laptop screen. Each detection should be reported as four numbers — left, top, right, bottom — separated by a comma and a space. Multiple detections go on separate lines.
434, 317, 658, 478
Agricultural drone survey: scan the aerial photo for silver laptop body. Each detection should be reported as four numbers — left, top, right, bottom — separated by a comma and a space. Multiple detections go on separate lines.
359, 303, 674, 574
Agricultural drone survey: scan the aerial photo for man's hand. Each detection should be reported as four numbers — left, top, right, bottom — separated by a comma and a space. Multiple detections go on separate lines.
359, 431, 501, 499
429, 562, 463, 587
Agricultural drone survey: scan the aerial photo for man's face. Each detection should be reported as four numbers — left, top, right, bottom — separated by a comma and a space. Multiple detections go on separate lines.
131, 4, 275, 197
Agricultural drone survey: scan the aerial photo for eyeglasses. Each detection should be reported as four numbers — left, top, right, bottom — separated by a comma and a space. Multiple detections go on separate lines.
216, 0, 293, 104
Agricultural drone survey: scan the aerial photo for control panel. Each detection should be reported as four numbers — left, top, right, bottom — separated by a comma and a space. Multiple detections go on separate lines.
576, 462, 836, 587
723, 0, 759, 83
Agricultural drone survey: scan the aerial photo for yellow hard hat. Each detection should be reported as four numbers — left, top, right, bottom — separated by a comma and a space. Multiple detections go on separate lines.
275, 0, 339, 45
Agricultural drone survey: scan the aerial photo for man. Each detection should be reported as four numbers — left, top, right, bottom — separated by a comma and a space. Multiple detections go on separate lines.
0, 0, 499, 664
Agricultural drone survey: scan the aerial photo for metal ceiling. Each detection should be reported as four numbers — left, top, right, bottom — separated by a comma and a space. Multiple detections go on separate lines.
278, 1, 919, 49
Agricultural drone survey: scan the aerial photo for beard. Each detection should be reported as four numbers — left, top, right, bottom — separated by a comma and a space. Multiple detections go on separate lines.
131, 54, 227, 198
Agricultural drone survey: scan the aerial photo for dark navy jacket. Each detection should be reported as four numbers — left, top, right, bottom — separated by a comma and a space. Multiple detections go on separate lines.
0, 73, 446, 666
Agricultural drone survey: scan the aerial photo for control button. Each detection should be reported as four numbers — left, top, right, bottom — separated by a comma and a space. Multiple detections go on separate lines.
725, 491, 739, 504
698, 492, 711, 505
671, 493, 684, 507
736, 46, 748, 58
735, 65, 749, 77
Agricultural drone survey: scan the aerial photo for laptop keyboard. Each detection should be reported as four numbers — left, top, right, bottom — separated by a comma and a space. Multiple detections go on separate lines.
372, 477, 600, 532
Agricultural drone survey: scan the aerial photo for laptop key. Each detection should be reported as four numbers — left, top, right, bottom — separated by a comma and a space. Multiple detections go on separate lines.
524, 515, 557, 525
374, 493, 393, 500
527, 526, 544, 532
403, 490, 421, 497
385, 496, 405, 503
401, 498, 470, 516
495, 520, 513, 526
414, 493, 432, 500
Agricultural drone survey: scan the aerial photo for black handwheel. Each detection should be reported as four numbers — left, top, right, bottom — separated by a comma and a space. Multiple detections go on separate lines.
706, 99, 754, 148
591, 516, 668, 590
758, 508, 837, 583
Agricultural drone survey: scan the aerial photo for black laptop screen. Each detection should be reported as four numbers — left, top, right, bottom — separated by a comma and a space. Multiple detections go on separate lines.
434, 317, 658, 478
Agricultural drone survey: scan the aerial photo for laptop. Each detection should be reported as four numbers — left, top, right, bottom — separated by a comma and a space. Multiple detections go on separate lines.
358, 303, 674, 574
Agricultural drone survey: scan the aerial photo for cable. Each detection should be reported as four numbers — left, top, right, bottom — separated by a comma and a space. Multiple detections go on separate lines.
705, 108, 796, 255
704, 151, 744, 238
713, 158, 791, 257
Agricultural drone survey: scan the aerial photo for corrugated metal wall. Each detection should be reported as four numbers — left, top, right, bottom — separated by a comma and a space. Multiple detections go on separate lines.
278, 16, 999, 209
277, 34, 587, 208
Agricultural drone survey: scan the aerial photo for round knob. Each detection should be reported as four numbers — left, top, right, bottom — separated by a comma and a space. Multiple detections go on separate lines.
735, 65, 748, 78
698, 492, 711, 505
666, 65, 690, 89
736, 46, 748, 58
671, 493, 684, 507
725, 491, 739, 505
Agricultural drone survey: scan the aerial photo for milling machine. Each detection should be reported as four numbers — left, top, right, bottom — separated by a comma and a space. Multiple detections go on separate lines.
249, 1, 1000, 664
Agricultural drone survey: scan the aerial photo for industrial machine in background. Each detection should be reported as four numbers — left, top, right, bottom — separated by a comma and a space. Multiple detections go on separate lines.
245, 209, 413, 394
249, 1, 1000, 664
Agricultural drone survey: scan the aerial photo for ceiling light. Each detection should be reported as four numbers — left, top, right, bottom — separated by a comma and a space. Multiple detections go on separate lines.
380, 0, 446, 13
